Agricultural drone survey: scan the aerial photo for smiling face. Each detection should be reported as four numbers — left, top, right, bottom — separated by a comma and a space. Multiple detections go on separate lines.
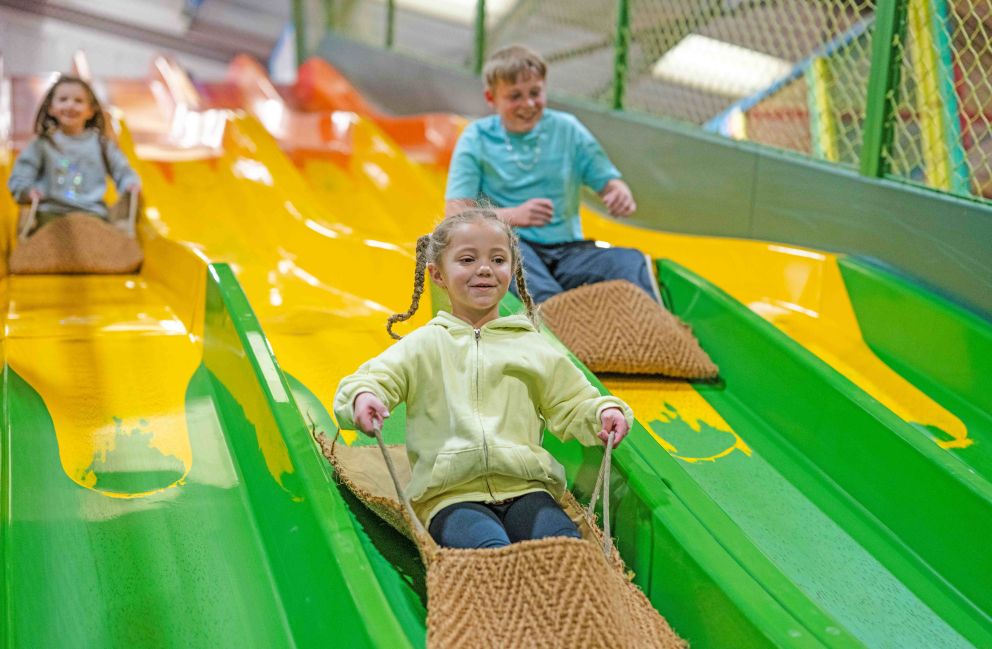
429, 220, 513, 327
485, 72, 547, 134
48, 81, 96, 136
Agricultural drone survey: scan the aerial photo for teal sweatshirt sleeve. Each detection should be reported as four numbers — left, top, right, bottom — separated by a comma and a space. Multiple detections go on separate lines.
444, 124, 482, 201
7, 139, 44, 202
333, 336, 414, 430
539, 349, 634, 446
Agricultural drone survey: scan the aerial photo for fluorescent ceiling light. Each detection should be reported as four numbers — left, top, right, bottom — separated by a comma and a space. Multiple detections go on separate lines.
652, 35, 792, 98
49, 0, 190, 36
385, 0, 517, 26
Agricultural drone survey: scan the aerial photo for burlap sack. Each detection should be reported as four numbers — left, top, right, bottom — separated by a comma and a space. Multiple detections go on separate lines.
317, 433, 686, 649
10, 211, 142, 275
540, 280, 718, 379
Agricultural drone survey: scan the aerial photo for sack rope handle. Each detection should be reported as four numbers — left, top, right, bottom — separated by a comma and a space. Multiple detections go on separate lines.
18, 195, 39, 241
586, 430, 617, 558
127, 188, 139, 237
372, 422, 434, 544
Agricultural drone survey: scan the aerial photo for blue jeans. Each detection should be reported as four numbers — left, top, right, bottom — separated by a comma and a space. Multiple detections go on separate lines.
511, 239, 659, 305
428, 491, 581, 549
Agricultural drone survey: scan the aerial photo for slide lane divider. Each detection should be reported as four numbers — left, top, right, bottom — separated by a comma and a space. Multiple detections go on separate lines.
202, 262, 419, 648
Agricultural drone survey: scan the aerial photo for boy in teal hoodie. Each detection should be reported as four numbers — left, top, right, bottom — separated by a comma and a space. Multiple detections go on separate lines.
444, 45, 657, 305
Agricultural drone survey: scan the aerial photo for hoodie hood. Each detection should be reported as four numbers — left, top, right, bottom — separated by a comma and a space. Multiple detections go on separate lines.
429, 310, 536, 334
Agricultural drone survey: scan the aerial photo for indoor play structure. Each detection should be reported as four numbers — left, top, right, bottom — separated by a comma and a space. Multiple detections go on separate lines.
1, 13, 990, 648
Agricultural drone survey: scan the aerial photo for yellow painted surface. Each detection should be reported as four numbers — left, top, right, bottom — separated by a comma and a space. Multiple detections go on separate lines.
3, 274, 201, 497
581, 208, 968, 448
300, 157, 409, 244
602, 376, 751, 462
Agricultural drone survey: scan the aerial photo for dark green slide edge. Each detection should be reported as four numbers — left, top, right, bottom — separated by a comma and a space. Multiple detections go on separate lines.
201, 263, 418, 648
659, 258, 992, 646
839, 256, 992, 480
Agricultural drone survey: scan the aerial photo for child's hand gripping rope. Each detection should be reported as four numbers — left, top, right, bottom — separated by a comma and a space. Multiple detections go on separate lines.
353, 391, 390, 436
598, 407, 629, 448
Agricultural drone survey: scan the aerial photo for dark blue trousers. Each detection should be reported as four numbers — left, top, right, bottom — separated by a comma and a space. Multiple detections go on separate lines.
511, 239, 659, 304
428, 491, 581, 549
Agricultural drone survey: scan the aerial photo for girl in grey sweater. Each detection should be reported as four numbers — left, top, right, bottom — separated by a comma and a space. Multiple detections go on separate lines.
7, 75, 140, 230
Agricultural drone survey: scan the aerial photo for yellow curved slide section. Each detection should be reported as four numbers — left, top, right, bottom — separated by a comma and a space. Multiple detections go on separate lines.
124, 112, 433, 464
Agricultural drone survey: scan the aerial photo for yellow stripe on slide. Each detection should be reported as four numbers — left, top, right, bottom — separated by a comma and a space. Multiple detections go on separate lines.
604, 376, 752, 463
582, 209, 968, 449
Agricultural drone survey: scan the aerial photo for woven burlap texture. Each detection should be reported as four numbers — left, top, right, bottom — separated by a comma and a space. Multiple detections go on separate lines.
540, 280, 718, 378
10, 212, 142, 275
317, 433, 686, 649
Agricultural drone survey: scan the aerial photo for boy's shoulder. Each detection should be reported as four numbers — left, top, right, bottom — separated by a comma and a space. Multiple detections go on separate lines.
461, 110, 587, 146
467, 109, 579, 129
544, 108, 580, 124
545, 109, 593, 137
464, 114, 502, 137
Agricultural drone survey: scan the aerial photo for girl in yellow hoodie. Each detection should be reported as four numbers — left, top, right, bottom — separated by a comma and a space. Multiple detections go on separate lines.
334, 208, 633, 549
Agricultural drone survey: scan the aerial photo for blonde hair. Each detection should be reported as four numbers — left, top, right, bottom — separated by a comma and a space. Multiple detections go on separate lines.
386, 209, 538, 339
483, 44, 547, 89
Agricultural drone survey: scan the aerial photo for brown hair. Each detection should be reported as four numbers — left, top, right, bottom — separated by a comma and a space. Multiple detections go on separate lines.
34, 75, 107, 139
33, 75, 112, 169
483, 45, 547, 89
386, 208, 538, 339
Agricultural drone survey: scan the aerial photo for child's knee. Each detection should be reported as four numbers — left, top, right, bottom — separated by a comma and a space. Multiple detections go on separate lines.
429, 502, 511, 549
609, 247, 647, 268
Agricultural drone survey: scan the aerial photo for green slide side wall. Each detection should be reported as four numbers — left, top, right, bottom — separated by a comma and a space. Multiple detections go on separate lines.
315, 35, 992, 322
839, 257, 992, 444
0, 265, 421, 648
283, 374, 430, 643
202, 263, 421, 648
659, 259, 992, 645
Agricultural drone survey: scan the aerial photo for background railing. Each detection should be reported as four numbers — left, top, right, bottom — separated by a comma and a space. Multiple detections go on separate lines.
297, 0, 992, 204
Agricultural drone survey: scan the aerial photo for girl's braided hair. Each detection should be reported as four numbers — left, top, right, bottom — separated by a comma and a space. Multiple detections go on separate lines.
386, 208, 538, 339
33, 75, 112, 170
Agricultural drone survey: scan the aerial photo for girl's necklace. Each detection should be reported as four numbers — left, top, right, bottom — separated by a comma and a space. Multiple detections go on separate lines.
504, 124, 544, 171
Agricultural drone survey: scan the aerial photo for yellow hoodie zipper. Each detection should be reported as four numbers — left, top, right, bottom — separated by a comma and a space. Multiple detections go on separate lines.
475, 327, 496, 500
